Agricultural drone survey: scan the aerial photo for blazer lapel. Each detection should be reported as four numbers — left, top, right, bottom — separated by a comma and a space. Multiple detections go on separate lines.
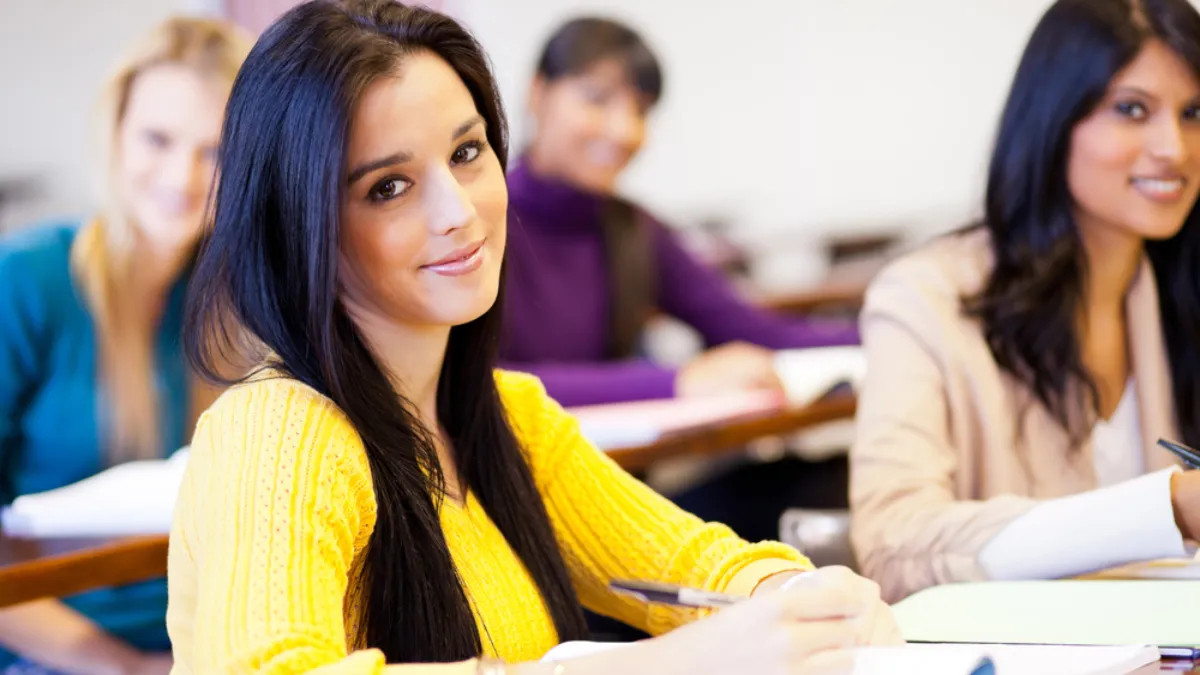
1126, 257, 1181, 472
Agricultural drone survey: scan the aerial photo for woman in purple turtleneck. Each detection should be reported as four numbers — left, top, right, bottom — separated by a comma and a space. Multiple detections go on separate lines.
501, 18, 857, 409
500, 17, 856, 553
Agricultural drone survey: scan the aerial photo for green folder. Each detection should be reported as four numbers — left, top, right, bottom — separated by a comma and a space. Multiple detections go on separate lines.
892, 580, 1200, 651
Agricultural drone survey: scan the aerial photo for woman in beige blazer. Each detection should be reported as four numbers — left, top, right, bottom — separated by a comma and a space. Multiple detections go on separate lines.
851, 0, 1200, 603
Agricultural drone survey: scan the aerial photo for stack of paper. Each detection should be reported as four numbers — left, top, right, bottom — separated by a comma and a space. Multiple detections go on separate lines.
0, 449, 190, 538
542, 641, 1158, 674
568, 390, 783, 450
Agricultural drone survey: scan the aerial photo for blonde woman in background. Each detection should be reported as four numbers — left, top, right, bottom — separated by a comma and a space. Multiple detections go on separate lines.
0, 17, 249, 675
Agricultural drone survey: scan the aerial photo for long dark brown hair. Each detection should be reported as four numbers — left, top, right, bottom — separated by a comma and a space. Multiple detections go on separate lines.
186, 0, 587, 662
964, 0, 1200, 447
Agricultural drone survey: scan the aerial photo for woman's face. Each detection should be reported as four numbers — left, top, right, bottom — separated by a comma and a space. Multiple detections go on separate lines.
1068, 39, 1200, 245
528, 57, 653, 194
338, 51, 508, 332
114, 63, 227, 254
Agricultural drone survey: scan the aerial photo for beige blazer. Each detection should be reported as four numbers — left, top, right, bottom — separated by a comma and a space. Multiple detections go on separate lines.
849, 229, 1180, 602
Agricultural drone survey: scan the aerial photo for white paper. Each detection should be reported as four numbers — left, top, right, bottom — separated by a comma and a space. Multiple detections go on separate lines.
773, 346, 867, 407
568, 390, 782, 450
853, 643, 1158, 675
0, 449, 190, 538
540, 641, 1156, 674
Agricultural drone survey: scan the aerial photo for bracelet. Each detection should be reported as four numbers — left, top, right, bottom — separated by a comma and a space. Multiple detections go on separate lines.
779, 570, 816, 592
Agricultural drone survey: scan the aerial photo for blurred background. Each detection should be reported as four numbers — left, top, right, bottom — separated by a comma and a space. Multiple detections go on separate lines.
0, 0, 1065, 292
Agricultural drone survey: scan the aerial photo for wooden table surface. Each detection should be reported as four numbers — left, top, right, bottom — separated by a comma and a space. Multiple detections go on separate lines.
0, 532, 168, 607
605, 392, 857, 472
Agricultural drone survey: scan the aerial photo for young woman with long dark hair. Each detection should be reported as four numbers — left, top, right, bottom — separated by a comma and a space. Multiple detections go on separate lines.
850, 0, 1200, 603
166, 2, 899, 672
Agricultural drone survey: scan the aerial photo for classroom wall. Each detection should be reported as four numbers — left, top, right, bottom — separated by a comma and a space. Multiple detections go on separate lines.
3, 0, 1193, 287
458, 0, 1061, 287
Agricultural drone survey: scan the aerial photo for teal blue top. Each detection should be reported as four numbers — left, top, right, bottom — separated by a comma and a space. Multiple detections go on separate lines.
0, 221, 189, 665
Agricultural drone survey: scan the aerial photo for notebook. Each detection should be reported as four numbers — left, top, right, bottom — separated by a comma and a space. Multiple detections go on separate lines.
0, 449, 190, 538
892, 580, 1200, 651
541, 641, 1158, 674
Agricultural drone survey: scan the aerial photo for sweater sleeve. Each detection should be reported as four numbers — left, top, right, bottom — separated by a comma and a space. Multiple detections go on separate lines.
498, 371, 813, 635
171, 380, 475, 675
849, 260, 1036, 603
0, 230, 59, 505
649, 218, 859, 350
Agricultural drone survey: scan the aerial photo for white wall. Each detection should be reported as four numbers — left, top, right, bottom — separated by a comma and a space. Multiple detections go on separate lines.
458, 0, 1057, 286
0, 0, 215, 230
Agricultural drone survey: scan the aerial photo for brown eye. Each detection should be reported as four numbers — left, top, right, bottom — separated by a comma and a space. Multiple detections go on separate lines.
369, 177, 410, 202
451, 141, 484, 166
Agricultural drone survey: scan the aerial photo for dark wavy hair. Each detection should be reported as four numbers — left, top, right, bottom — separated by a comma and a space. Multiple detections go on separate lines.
185, 0, 587, 662
964, 0, 1200, 447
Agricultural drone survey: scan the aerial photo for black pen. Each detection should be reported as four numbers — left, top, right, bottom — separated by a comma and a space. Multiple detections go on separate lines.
609, 579, 745, 608
1158, 438, 1200, 469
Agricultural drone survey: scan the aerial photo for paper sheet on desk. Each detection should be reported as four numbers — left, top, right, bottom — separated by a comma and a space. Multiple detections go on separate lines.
0, 449, 189, 538
568, 390, 783, 450
893, 580, 1200, 648
568, 346, 865, 451
541, 641, 1157, 674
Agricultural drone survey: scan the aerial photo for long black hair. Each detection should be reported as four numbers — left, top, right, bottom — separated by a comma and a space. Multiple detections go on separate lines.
186, 0, 587, 662
534, 17, 663, 357
964, 0, 1200, 447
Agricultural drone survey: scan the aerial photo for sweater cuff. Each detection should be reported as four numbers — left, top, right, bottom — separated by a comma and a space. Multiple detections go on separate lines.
708, 542, 814, 597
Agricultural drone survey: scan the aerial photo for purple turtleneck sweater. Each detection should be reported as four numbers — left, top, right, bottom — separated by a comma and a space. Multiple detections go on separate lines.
499, 161, 859, 407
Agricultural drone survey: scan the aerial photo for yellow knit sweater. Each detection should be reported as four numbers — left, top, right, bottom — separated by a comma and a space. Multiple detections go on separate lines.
166, 370, 811, 674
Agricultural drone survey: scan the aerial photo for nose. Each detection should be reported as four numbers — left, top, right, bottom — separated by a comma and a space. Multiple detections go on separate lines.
1149, 115, 1190, 167
160, 146, 210, 198
422, 164, 476, 235
606, 99, 645, 151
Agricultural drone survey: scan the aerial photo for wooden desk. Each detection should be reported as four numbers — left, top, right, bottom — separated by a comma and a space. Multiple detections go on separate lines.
606, 393, 857, 472
758, 281, 869, 315
1137, 662, 1198, 673
0, 532, 168, 608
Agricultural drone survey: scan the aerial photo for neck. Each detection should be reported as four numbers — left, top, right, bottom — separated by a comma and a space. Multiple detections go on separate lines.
1077, 215, 1143, 316
523, 140, 560, 183
127, 232, 192, 297
344, 301, 449, 436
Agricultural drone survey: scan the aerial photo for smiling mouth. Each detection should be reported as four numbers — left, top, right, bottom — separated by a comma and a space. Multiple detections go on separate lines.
1130, 176, 1187, 203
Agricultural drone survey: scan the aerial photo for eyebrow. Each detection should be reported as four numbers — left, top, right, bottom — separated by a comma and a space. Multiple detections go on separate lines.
346, 114, 486, 186
1111, 85, 1159, 101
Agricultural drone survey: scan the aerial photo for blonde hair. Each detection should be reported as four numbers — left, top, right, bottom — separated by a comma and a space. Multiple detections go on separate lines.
72, 16, 251, 465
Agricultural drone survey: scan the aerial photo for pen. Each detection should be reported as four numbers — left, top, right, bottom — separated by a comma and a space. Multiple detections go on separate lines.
1157, 438, 1200, 469
609, 579, 746, 608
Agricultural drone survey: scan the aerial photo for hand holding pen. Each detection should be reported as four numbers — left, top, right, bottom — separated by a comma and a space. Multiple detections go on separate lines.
1160, 438, 1200, 543
605, 566, 903, 675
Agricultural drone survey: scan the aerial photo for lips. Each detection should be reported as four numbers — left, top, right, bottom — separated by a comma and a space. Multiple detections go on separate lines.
422, 239, 485, 277
1130, 176, 1187, 203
